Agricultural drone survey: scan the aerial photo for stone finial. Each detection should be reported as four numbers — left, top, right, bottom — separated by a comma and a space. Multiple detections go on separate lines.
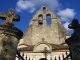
42, 38, 45, 41
0, 8, 20, 24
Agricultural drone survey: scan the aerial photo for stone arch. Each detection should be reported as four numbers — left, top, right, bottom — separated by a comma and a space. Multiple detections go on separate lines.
38, 14, 43, 19
33, 41, 52, 52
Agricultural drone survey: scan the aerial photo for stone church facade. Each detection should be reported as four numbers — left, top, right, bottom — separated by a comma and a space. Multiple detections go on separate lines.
16, 6, 70, 60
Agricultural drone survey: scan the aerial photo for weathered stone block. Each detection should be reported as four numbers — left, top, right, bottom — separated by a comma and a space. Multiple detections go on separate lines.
0, 23, 23, 60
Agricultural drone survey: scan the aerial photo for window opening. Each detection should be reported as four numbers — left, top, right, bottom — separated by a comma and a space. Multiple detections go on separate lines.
46, 14, 51, 25
43, 7, 46, 14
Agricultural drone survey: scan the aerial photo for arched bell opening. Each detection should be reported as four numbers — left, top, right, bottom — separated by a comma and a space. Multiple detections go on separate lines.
43, 7, 46, 14
38, 14, 43, 26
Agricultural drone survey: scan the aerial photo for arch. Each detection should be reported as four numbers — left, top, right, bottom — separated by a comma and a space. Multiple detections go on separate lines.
33, 41, 52, 52
38, 14, 43, 26
46, 14, 51, 25
38, 14, 43, 18
46, 14, 51, 16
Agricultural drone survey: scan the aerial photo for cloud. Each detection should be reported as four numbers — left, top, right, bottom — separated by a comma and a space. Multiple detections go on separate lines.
15, 7, 21, 12
32, 0, 60, 10
63, 22, 72, 31
57, 8, 76, 31
15, 0, 61, 13
16, 0, 35, 12
29, 7, 35, 13
57, 8, 76, 22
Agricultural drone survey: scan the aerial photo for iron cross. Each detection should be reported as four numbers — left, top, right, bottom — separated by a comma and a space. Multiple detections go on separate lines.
43, 47, 48, 59
0, 8, 20, 23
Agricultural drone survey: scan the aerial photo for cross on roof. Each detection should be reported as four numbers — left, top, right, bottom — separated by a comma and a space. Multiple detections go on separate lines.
0, 8, 20, 24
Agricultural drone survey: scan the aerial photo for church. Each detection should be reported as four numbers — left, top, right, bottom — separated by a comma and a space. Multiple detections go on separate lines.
16, 6, 70, 60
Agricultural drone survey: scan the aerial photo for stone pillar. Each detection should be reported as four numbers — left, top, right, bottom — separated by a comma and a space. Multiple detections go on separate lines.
0, 23, 23, 60
65, 37, 80, 60
43, 14, 46, 26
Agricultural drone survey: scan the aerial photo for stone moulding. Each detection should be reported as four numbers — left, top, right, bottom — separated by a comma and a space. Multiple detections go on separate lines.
65, 37, 80, 46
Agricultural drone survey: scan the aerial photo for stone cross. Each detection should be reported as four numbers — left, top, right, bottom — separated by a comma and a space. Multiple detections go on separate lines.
0, 8, 20, 23
65, 19, 80, 60
43, 47, 48, 59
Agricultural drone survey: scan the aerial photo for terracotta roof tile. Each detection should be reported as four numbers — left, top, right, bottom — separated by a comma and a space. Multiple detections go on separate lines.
50, 44, 69, 50
18, 45, 34, 51
18, 44, 69, 51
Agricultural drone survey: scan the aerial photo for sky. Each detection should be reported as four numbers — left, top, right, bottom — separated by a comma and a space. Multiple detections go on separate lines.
0, 0, 80, 34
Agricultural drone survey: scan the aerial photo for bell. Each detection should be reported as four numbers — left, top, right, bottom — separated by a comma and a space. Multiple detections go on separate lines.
39, 20, 43, 24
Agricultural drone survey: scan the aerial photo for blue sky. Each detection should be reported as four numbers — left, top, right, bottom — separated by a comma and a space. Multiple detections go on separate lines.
0, 0, 80, 34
